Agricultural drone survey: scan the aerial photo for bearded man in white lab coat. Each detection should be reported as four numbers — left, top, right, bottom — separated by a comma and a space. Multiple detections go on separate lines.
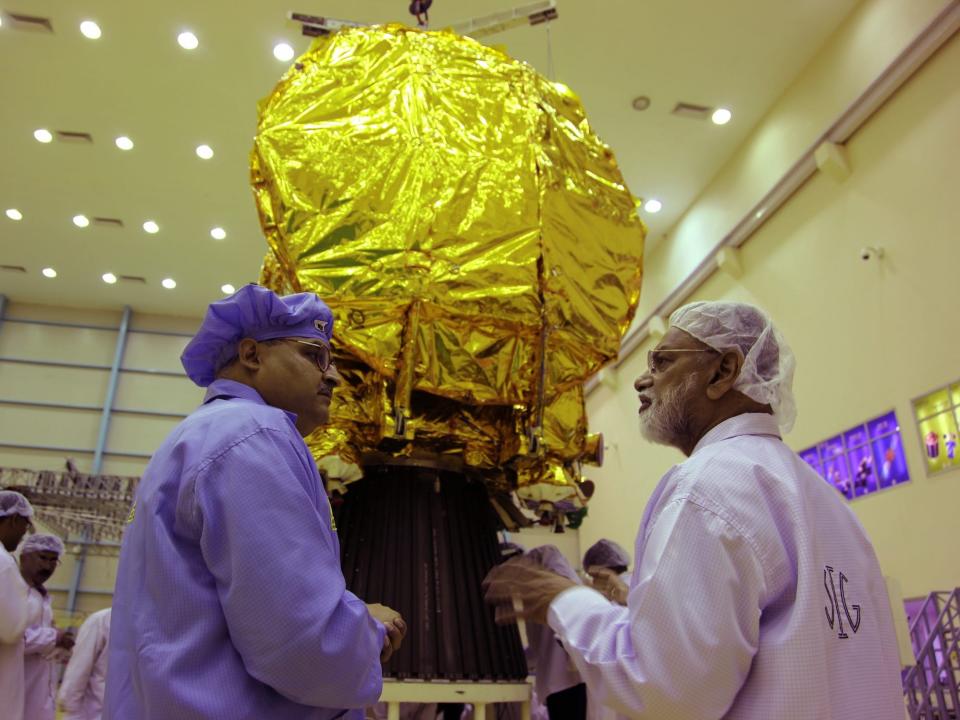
19, 533, 75, 720
486, 301, 905, 720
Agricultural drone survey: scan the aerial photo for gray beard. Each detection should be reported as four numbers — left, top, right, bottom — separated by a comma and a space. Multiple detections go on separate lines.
638, 375, 698, 447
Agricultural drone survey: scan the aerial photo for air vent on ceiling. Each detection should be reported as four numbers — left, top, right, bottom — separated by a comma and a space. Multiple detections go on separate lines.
92, 217, 124, 228
290, 12, 364, 37
672, 102, 711, 120
118, 275, 146, 284
56, 131, 94, 144
5, 13, 54, 33
0, 264, 28, 273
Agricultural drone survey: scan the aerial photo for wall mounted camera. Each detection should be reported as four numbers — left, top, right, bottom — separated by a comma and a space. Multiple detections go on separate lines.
860, 246, 885, 262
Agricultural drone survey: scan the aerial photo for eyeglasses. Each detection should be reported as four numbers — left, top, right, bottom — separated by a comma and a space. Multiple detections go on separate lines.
273, 339, 334, 372
646, 347, 716, 374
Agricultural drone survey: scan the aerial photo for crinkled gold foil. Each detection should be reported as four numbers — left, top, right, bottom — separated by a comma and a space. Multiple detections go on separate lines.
252, 25, 644, 509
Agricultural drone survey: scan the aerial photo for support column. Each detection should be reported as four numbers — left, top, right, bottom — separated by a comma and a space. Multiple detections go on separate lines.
67, 305, 132, 613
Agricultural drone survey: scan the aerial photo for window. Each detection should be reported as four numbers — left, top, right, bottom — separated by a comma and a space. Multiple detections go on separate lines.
912, 381, 960, 476
798, 410, 910, 500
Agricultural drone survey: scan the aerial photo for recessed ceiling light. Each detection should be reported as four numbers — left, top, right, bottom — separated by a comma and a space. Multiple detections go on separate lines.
177, 31, 199, 50
79, 20, 102, 39
5, 209, 23, 221
161, 278, 177, 289
644, 199, 663, 214
195, 144, 214, 160
73, 214, 90, 228
102, 272, 117, 284
631, 96, 651, 112
210, 226, 227, 240
221, 283, 236, 295
711, 107, 732, 125
41, 267, 57, 278
142, 220, 160, 234
273, 42, 295, 62
34, 129, 53, 143
115, 136, 134, 151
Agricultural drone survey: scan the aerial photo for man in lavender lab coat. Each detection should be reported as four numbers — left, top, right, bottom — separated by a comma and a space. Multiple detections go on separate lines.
105, 284, 406, 719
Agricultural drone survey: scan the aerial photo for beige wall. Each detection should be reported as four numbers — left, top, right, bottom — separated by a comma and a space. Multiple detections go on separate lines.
582, 32, 960, 615
0, 301, 202, 614
630, 0, 951, 319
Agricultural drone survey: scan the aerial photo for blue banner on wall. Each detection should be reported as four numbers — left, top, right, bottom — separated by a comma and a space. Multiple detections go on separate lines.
799, 410, 909, 500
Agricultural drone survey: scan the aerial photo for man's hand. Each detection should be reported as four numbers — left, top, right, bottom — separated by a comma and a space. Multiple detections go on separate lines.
483, 557, 577, 625
588, 566, 629, 605
55, 628, 76, 651
366, 603, 407, 663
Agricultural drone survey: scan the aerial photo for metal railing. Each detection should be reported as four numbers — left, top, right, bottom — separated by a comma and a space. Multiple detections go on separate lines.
905, 588, 960, 719
0, 465, 139, 545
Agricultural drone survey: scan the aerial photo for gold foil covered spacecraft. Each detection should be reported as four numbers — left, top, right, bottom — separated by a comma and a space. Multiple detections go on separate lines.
252, 25, 644, 510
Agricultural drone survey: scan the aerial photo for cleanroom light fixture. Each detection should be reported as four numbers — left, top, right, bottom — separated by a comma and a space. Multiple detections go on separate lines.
178, 31, 199, 50
80, 20, 102, 39
711, 107, 732, 125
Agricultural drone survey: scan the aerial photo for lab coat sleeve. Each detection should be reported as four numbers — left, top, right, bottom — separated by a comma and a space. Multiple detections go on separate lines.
0, 554, 29, 643
195, 427, 385, 709
547, 498, 765, 720
58, 612, 103, 713
23, 614, 58, 656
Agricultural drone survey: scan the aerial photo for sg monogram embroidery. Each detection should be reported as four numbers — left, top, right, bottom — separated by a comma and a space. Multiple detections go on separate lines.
823, 565, 862, 639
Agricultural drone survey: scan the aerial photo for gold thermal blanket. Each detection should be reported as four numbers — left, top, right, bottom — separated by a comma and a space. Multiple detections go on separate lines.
252, 24, 644, 511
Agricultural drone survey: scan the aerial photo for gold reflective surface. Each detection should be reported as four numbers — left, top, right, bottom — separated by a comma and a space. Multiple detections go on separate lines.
252, 25, 644, 511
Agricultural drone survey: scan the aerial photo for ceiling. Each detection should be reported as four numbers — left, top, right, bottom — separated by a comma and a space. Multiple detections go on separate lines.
0, 0, 861, 318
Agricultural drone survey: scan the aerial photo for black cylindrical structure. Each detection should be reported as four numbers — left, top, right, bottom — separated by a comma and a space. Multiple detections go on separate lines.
334, 467, 527, 680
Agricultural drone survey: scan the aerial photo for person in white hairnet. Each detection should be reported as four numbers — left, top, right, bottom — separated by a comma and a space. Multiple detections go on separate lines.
582, 540, 631, 606
20, 533, 74, 720
59, 607, 111, 720
0, 490, 35, 720
486, 301, 904, 719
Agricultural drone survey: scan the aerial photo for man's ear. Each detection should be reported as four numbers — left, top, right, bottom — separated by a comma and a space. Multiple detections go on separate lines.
705, 350, 743, 400
235, 338, 262, 372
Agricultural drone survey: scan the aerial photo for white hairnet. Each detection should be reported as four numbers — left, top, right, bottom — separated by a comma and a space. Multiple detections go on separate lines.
20, 533, 65, 556
669, 301, 797, 433
0, 490, 34, 518
583, 539, 631, 570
